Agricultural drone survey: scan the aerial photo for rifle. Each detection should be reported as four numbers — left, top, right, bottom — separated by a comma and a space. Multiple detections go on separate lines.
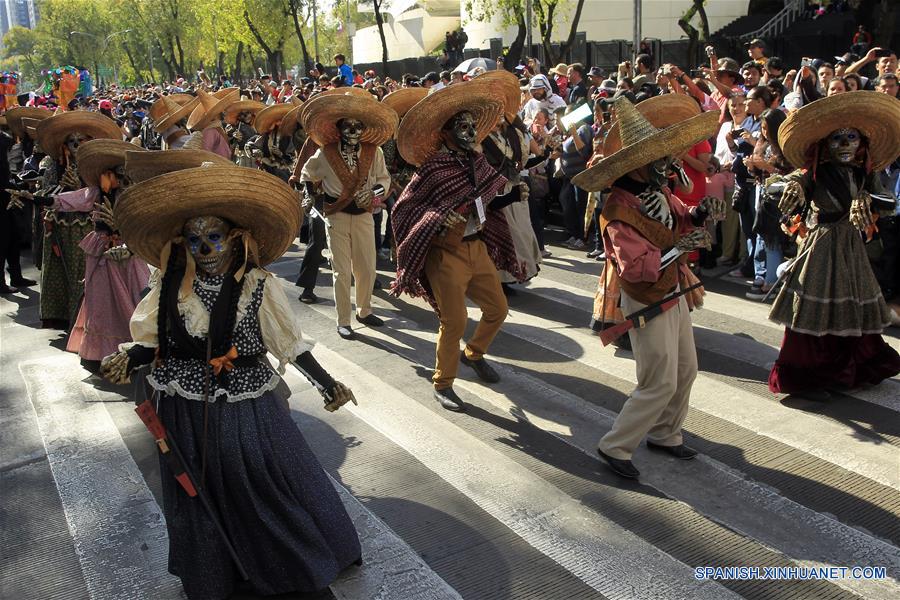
134, 396, 250, 581
599, 281, 705, 346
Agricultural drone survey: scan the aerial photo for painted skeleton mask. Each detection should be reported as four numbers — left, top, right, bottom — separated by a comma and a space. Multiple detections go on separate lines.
183, 216, 234, 276
445, 111, 477, 152
826, 128, 861, 165
338, 118, 365, 146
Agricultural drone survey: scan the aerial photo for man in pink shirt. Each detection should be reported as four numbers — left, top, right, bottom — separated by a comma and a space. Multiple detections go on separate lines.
572, 97, 724, 479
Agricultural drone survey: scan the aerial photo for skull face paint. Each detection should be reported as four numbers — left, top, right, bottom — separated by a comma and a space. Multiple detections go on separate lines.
827, 128, 861, 165
183, 216, 233, 276
65, 133, 88, 155
338, 118, 365, 147
647, 157, 671, 190
445, 111, 477, 152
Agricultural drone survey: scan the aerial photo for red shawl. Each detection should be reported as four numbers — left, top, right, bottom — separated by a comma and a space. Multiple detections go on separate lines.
390, 151, 525, 313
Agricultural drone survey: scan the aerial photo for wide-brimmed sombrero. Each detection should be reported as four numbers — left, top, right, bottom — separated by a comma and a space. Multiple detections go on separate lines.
571, 97, 718, 192
124, 149, 235, 183
223, 100, 266, 126
36, 110, 122, 160
5, 106, 51, 140
602, 94, 702, 155
301, 90, 397, 148
397, 80, 505, 166
150, 94, 200, 132
382, 88, 428, 120
167, 93, 196, 105
278, 103, 306, 137
254, 103, 295, 134
76, 139, 148, 187
186, 88, 240, 131
780, 91, 900, 171
471, 69, 522, 121
115, 165, 301, 268
21, 117, 42, 140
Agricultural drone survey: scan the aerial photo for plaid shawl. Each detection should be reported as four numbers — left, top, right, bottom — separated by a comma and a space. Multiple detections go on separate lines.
390, 150, 525, 312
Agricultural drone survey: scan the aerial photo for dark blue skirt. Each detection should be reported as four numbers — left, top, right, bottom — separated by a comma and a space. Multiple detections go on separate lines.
158, 391, 361, 600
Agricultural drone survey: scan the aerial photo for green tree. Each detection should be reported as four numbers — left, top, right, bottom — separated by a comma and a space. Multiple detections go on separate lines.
357, 0, 389, 74
677, 0, 710, 69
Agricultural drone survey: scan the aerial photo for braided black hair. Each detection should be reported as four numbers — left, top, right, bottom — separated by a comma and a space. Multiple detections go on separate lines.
217, 242, 247, 358
156, 249, 181, 360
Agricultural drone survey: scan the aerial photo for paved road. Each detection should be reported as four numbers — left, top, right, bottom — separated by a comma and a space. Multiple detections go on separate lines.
2, 235, 899, 600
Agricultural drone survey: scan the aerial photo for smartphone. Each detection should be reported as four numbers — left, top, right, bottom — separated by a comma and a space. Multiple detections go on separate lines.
874, 48, 892, 58
559, 102, 593, 131
731, 127, 745, 137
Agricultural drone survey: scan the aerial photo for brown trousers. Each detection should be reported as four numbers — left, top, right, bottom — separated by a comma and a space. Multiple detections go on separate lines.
425, 239, 508, 390
598, 289, 698, 460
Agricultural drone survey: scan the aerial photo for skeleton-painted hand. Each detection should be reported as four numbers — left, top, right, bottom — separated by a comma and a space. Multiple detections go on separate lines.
354, 188, 374, 210
439, 210, 467, 235
103, 244, 132, 261
518, 181, 530, 204
5, 190, 29, 210
778, 180, 806, 214
61, 165, 81, 190
93, 199, 116, 230
850, 191, 875, 232
699, 195, 727, 222
323, 381, 358, 412
676, 228, 712, 252
100, 351, 132, 385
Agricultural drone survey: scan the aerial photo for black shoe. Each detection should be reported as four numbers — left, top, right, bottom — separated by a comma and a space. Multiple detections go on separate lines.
356, 313, 384, 327
299, 290, 318, 304
597, 449, 640, 479
337, 326, 355, 340
646, 440, 698, 460
373, 278, 383, 291
501, 282, 517, 297
9, 277, 36, 287
433, 387, 466, 412
0, 283, 18, 295
460, 352, 500, 383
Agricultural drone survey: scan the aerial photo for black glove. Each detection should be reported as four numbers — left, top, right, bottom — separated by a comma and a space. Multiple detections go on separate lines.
293, 351, 337, 401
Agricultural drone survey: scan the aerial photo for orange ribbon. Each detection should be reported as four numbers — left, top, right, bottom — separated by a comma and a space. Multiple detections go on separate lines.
209, 346, 239, 375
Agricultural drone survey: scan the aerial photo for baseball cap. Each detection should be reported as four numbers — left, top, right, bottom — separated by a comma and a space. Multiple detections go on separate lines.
747, 38, 765, 48
99, 100, 112, 110
834, 52, 859, 65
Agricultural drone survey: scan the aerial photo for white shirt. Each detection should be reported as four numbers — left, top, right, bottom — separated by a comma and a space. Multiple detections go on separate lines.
522, 93, 567, 126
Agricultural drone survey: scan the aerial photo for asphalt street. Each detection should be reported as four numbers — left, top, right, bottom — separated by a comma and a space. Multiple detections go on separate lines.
2, 234, 899, 600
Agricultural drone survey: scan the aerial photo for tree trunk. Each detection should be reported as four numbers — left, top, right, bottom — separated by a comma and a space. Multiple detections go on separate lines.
537, 0, 559, 66
288, 0, 313, 74
235, 41, 244, 86
123, 44, 144, 84
374, 1, 390, 75
217, 50, 225, 79
507, 13, 527, 68
558, 0, 587, 62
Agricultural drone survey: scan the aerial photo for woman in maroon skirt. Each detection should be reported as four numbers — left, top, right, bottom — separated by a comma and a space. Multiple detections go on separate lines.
768, 91, 900, 400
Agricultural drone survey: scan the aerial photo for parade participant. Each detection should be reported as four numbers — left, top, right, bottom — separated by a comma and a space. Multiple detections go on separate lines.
770, 91, 900, 399
222, 98, 265, 167
299, 91, 397, 339
185, 88, 240, 159
475, 70, 543, 291
572, 97, 722, 478
391, 81, 526, 412
32, 111, 122, 329
64, 140, 151, 372
149, 94, 199, 150
98, 163, 361, 600
247, 102, 297, 181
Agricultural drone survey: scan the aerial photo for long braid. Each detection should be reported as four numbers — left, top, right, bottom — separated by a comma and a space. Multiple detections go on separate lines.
156, 250, 180, 360
218, 242, 247, 357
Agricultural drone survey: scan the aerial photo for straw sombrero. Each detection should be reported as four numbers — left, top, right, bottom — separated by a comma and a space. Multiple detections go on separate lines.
115, 165, 301, 268
186, 88, 240, 131
150, 94, 200, 132
780, 91, 900, 171
124, 149, 235, 183
254, 103, 294, 134
382, 88, 428, 120
21, 117, 42, 140
571, 97, 718, 192
213, 87, 240, 99
36, 110, 122, 160
471, 70, 522, 121
278, 103, 305, 137
5, 106, 52, 140
76, 139, 148, 187
167, 93, 196, 105
301, 90, 397, 148
397, 80, 505, 166
223, 100, 266, 126
603, 94, 703, 155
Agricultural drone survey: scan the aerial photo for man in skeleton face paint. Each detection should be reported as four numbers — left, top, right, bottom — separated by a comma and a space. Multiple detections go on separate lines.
246, 103, 298, 182
99, 164, 363, 599
223, 99, 265, 168
390, 80, 527, 412
769, 92, 900, 400
571, 96, 723, 479
298, 91, 396, 339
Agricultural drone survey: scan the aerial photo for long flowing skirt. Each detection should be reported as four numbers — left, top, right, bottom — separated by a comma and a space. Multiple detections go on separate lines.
769, 328, 900, 393
158, 391, 361, 600
500, 201, 542, 283
39, 214, 92, 325
66, 232, 151, 360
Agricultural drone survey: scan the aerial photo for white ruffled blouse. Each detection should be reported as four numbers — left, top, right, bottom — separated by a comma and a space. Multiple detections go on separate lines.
125, 267, 313, 402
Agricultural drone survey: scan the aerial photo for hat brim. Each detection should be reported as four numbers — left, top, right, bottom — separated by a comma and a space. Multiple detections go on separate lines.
397, 81, 504, 166
253, 103, 294, 134
124, 149, 235, 184
572, 110, 719, 192
223, 100, 267, 125
5, 106, 52, 140
278, 104, 305, 137
298, 87, 372, 129
301, 93, 398, 148
716, 70, 745, 85
603, 94, 702, 155
77, 139, 148, 187
155, 96, 200, 132
382, 88, 429, 121
780, 91, 900, 171
36, 111, 122, 160
471, 70, 522, 121
115, 165, 301, 268
187, 89, 240, 131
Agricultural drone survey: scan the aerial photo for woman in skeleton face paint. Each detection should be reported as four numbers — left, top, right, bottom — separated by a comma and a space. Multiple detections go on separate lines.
769, 91, 900, 400
99, 163, 362, 599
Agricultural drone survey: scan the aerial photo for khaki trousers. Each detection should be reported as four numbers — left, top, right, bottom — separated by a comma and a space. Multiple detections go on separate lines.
425, 239, 508, 390
325, 211, 376, 327
598, 289, 698, 460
